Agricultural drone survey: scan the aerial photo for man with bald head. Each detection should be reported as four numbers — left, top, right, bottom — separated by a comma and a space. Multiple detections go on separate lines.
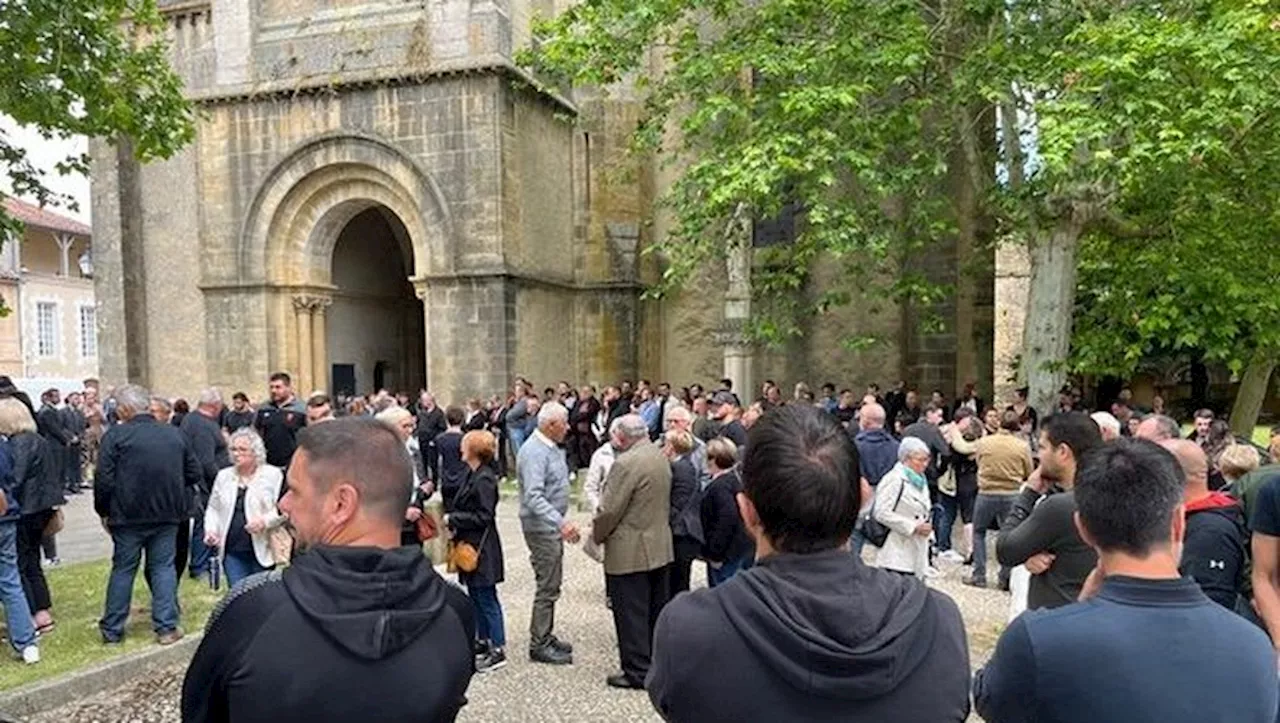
851, 403, 898, 555
1163, 439, 1248, 612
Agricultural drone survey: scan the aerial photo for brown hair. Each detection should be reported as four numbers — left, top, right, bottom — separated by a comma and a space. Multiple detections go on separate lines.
462, 430, 497, 465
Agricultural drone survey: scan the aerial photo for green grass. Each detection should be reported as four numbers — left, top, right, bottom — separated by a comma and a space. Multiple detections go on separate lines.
0, 559, 221, 690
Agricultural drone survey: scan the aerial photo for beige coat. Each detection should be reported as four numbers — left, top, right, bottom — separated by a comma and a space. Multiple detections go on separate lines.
872, 463, 933, 578
591, 439, 674, 575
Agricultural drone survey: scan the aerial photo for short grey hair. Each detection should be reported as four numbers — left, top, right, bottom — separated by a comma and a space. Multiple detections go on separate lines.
616, 414, 649, 442
898, 436, 931, 462
537, 401, 568, 426
667, 405, 692, 425
197, 387, 223, 408
228, 428, 267, 468
150, 396, 173, 415
1148, 414, 1181, 441
113, 384, 151, 417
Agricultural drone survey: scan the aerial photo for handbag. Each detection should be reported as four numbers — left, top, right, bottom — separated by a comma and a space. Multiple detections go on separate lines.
43, 508, 65, 537
416, 513, 439, 542
860, 477, 906, 548
449, 526, 488, 573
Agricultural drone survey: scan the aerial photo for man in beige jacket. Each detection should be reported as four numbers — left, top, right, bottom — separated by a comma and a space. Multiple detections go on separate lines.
966, 410, 1033, 590
592, 414, 674, 690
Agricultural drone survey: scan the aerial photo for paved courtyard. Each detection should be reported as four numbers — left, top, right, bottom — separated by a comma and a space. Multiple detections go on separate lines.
27, 499, 1010, 723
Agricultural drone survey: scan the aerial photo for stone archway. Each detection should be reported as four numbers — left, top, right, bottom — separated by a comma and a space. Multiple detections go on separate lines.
237, 133, 455, 393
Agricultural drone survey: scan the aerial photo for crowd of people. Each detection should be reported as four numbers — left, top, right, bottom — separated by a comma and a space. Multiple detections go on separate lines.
0, 368, 1278, 723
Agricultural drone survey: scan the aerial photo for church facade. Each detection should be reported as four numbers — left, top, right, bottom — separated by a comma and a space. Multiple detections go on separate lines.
91, 0, 999, 402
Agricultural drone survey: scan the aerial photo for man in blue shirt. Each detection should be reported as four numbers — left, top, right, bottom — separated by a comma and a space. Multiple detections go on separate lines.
975, 438, 1278, 723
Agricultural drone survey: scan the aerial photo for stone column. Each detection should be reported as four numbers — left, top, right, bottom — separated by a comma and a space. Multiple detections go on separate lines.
311, 297, 331, 394
720, 205, 755, 395
293, 296, 314, 394
993, 241, 1032, 404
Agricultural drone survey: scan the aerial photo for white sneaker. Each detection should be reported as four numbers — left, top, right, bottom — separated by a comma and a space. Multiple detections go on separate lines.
21, 646, 40, 664
939, 550, 964, 564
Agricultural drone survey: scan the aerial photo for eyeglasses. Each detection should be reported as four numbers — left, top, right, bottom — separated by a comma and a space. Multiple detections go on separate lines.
231, 448, 254, 455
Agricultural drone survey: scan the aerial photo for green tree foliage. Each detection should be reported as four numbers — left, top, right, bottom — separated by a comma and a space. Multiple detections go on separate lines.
0, 0, 195, 229
1059, 3, 1280, 427
524, 0, 1280, 418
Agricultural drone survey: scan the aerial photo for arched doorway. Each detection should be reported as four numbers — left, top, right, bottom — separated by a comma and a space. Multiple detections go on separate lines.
325, 206, 426, 396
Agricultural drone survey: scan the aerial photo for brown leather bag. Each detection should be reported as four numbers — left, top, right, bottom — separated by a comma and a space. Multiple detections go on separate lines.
448, 540, 480, 572
415, 513, 439, 542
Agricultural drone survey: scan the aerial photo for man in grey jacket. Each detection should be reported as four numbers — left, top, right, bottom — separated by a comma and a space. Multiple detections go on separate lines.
518, 401, 579, 665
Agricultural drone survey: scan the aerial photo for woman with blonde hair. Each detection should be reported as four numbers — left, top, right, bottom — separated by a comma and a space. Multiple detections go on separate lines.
0, 397, 62, 638
203, 429, 285, 587
447, 429, 507, 672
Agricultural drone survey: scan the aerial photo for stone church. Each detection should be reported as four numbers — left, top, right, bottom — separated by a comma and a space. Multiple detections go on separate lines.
91, 0, 1004, 402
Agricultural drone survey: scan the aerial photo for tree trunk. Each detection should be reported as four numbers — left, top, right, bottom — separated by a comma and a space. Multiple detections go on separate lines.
1229, 357, 1276, 438
1022, 217, 1084, 417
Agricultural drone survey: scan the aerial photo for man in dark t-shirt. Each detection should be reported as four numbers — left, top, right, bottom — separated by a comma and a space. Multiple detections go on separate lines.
254, 373, 307, 468
432, 407, 469, 512
224, 392, 256, 434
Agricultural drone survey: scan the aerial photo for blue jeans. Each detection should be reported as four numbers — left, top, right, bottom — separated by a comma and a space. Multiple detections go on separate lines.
508, 428, 527, 456
935, 495, 958, 552
468, 584, 507, 648
0, 521, 36, 651
708, 555, 748, 587
972, 494, 1014, 586
100, 523, 180, 641
189, 515, 212, 577
223, 549, 268, 589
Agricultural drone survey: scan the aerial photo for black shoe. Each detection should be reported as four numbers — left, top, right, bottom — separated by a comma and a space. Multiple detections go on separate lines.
606, 673, 644, 690
476, 648, 508, 673
962, 576, 988, 589
549, 635, 573, 654
529, 642, 573, 665
997, 579, 1011, 592
963, 554, 974, 566
472, 639, 491, 658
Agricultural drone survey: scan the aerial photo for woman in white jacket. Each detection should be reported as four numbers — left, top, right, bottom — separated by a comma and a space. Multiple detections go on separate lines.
872, 437, 934, 579
203, 429, 285, 587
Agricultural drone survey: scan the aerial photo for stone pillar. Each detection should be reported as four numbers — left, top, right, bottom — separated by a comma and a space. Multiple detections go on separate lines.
293, 296, 314, 394
720, 206, 754, 395
311, 297, 331, 394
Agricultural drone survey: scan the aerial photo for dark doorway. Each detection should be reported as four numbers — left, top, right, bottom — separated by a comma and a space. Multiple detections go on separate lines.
332, 364, 356, 398
327, 206, 426, 395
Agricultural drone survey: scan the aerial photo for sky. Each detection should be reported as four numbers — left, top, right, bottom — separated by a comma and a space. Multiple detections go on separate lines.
0, 115, 91, 224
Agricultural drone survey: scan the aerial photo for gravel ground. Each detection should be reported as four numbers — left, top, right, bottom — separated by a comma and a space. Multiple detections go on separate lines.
26, 505, 1010, 723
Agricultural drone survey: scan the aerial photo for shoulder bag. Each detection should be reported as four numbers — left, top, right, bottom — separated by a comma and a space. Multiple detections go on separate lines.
860, 477, 906, 548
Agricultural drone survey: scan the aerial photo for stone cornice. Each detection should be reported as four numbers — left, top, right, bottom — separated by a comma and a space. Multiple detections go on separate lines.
187, 57, 577, 116
200, 272, 643, 295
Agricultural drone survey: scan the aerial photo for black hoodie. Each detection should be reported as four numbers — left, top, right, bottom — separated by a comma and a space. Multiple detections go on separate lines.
647, 549, 970, 722
182, 545, 475, 723
1182, 491, 1249, 611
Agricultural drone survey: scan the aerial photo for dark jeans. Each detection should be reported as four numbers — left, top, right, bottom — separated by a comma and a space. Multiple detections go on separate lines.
972, 493, 1015, 585
189, 514, 211, 577
936, 494, 958, 553
468, 584, 507, 648
222, 549, 268, 589
175, 518, 190, 580
524, 531, 563, 649
41, 533, 56, 561
101, 523, 180, 641
606, 566, 671, 683
16, 511, 53, 612
669, 536, 701, 596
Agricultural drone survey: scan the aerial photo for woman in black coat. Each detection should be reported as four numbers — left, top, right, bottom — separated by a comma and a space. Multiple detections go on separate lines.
448, 429, 506, 673
665, 429, 703, 596
0, 398, 63, 633
701, 437, 753, 588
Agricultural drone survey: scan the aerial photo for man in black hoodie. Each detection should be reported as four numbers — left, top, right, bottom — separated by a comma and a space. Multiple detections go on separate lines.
647, 405, 970, 722
1163, 439, 1248, 611
181, 417, 475, 723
